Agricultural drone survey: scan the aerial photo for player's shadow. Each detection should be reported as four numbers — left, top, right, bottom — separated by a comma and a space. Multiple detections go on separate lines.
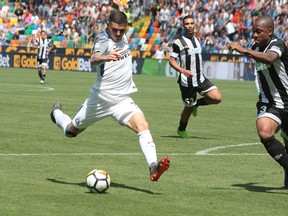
231, 182, 288, 194
47, 178, 158, 194
161, 135, 211, 139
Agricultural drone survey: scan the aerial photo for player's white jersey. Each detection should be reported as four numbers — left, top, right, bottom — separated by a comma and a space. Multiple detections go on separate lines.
90, 31, 137, 102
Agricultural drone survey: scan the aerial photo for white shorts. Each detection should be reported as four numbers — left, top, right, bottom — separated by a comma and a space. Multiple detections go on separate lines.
72, 95, 142, 129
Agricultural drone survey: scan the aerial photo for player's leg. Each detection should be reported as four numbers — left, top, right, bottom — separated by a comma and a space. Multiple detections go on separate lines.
128, 112, 170, 181
177, 85, 196, 138
37, 59, 44, 83
280, 113, 288, 189
257, 104, 288, 187
50, 102, 86, 137
281, 130, 288, 155
113, 98, 170, 181
53, 95, 112, 137
257, 118, 288, 168
177, 106, 193, 138
202, 88, 222, 104
281, 130, 288, 188
41, 61, 47, 83
197, 79, 222, 107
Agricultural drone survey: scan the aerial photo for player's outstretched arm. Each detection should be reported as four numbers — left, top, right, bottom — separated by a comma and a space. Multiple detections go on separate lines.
90, 48, 123, 65
227, 42, 278, 64
111, 0, 124, 12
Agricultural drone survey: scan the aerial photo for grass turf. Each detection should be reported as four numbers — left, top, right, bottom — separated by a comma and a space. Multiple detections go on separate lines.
0, 68, 287, 216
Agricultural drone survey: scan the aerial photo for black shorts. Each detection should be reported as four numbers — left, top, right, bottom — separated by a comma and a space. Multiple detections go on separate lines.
179, 78, 216, 107
37, 58, 48, 66
256, 101, 288, 134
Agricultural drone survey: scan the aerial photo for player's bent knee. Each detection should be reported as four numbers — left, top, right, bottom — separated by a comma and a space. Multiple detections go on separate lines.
65, 131, 77, 138
142, 121, 149, 130
215, 96, 222, 104
64, 124, 81, 138
209, 95, 222, 104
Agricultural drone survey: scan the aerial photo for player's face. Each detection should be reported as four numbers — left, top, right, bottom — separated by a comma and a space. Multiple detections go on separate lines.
183, 18, 195, 35
107, 21, 126, 42
252, 20, 272, 48
41, 32, 46, 39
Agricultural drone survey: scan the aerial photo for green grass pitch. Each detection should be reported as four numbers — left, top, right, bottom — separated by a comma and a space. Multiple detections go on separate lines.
0, 68, 287, 215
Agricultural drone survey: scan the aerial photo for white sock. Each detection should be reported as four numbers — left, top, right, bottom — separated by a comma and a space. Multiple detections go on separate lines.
138, 130, 157, 167
53, 109, 71, 134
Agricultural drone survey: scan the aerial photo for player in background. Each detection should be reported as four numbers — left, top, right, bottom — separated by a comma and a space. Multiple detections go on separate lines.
50, 0, 170, 182
228, 15, 288, 188
33, 30, 53, 84
169, 15, 222, 139
154, 45, 165, 74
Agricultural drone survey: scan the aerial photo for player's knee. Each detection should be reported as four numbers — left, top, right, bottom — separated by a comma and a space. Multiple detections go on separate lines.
206, 90, 222, 104
64, 125, 79, 138
143, 121, 149, 130
258, 130, 273, 140
214, 95, 222, 104
65, 131, 77, 138
135, 120, 149, 133
211, 92, 222, 104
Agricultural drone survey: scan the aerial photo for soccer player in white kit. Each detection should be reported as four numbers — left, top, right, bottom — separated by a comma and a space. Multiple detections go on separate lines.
50, 3, 170, 181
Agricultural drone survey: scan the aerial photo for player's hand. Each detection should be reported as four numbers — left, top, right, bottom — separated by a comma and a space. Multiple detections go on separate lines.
107, 47, 123, 61
182, 69, 192, 78
111, 0, 124, 11
227, 42, 245, 53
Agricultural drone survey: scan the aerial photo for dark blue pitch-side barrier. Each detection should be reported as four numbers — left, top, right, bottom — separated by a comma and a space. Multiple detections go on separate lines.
0, 46, 254, 80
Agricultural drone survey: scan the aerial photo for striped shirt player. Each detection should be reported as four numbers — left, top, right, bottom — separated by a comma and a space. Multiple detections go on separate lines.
34, 31, 53, 84
253, 37, 288, 111
169, 15, 222, 139
253, 36, 288, 135
50, 9, 170, 182
170, 35, 218, 97
228, 15, 288, 188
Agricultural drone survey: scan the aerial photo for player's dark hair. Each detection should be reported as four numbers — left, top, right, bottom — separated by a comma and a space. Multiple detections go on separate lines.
183, 15, 194, 24
109, 10, 128, 25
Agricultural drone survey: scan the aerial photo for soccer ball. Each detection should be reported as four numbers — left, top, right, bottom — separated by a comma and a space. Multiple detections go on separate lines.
86, 169, 111, 193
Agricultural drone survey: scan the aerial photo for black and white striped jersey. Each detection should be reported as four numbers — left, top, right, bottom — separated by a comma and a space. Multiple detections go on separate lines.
252, 37, 288, 109
34, 37, 53, 60
170, 35, 205, 88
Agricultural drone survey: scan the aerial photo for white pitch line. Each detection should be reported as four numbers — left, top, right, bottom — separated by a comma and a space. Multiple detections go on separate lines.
0, 153, 197, 156
0, 84, 54, 91
195, 142, 266, 155
0, 153, 143, 156
0, 143, 267, 156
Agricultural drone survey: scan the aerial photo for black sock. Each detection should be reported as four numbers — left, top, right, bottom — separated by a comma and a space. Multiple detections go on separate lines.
42, 74, 46, 81
196, 98, 207, 107
261, 136, 288, 169
38, 71, 43, 80
178, 121, 188, 131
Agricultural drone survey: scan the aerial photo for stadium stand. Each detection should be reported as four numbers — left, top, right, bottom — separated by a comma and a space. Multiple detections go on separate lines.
0, 0, 287, 51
